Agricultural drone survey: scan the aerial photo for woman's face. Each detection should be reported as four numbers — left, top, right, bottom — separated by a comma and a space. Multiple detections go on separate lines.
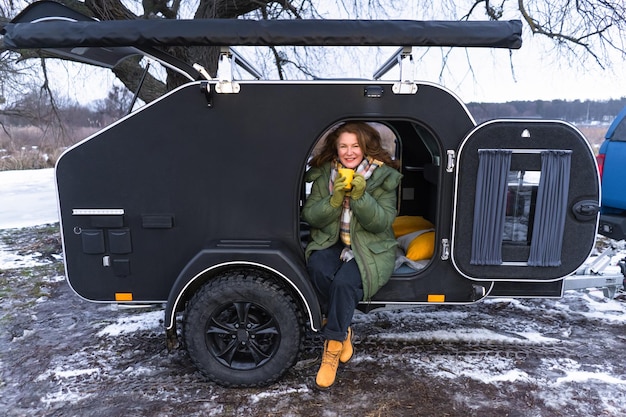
336, 132, 364, 169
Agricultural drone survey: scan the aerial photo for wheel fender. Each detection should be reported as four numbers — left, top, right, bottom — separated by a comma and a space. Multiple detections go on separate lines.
164, 242, 322, 345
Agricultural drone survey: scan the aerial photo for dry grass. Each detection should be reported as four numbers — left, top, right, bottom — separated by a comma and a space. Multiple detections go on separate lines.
0, 125, 98, 171
0, 147, 59, 170
577, 125, 607, 152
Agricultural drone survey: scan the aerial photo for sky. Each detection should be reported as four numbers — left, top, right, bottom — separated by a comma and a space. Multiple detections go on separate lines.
52, 41, 626, 104
53, 35, 626, 107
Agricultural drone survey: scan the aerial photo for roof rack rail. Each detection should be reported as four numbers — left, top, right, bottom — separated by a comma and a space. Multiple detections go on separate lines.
372, 47, 418, 94
373, 46, 413, 80
228, 47, 263, 80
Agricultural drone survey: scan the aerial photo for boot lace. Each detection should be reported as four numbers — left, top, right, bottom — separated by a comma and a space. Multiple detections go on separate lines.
322, 343, 341, 367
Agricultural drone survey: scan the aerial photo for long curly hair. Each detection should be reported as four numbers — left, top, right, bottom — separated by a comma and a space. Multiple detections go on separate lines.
309, 122, 400, 169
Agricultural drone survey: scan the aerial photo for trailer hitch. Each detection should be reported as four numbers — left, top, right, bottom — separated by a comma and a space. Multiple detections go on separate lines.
567, 240, 626, 298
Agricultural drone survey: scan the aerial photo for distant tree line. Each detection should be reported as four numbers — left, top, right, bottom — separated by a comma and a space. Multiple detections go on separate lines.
2, 93, 624, 133
1, 89, 621, 170
14, 95, 623, 129
468, 97, 626, 124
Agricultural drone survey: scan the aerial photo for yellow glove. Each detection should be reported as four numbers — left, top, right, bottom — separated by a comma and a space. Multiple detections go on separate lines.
350, 174, 366, 200
330, 174, 349, 208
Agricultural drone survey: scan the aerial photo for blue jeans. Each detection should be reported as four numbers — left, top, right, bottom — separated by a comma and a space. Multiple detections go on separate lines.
307, 242, 364, 341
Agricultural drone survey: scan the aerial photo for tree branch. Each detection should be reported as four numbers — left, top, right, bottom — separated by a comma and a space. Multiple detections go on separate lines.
40, 57, 69, 144
517, 0, 612, 68
111, 56, 166, 103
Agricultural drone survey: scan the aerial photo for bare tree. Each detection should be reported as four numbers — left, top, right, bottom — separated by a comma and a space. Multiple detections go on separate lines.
93, 84, 133, 124
471, 0, 626, 68
1, 0, 626, 109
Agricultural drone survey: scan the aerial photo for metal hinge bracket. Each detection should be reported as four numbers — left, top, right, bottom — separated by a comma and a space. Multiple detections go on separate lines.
446, 150, 456, 172
441, 239, 450, 260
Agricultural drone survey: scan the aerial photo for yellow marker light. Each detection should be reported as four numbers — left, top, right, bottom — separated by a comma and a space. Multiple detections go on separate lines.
115, 293, 133, 301
427, 294, 445, 303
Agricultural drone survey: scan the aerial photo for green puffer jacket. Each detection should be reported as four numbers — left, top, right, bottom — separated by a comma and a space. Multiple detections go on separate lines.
302, 161, 402, 300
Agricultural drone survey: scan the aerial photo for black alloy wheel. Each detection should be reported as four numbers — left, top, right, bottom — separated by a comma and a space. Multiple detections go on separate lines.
184, 271, 303, 387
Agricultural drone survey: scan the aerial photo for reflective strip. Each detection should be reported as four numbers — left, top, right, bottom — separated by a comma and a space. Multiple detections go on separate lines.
427, 294, 445, 302
115, 293, 133, 301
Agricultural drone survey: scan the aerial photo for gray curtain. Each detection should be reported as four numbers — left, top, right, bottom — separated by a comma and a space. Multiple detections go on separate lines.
528, 150, 572, 267
470, 149, 512, 265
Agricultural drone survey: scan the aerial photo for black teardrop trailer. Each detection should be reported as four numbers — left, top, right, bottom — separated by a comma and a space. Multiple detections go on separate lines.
4, 1, 624, 387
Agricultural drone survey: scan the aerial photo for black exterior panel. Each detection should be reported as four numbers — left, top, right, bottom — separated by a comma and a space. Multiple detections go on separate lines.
57, 81, 476, 303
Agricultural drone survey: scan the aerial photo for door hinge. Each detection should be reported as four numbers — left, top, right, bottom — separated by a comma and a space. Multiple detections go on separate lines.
446, 150, 456, 172
441, 238, 450, 260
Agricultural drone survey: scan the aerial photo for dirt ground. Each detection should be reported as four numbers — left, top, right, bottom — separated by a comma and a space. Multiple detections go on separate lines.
1, 225, 625, 417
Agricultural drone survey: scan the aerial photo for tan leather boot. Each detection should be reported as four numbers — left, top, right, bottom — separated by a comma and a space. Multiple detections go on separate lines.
315, 340, 343, 389
340, 326, 353, 363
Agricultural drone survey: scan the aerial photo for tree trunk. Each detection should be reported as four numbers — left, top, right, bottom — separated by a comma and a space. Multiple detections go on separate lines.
78, 0, 274, 100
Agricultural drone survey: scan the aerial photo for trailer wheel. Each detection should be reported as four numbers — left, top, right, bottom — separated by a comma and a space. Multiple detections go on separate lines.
183, 271, 303, 387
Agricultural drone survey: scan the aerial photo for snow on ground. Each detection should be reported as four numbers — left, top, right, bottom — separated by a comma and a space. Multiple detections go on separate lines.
1, 169, 625, 415
0, 169, 60, 269
350, 294, 626, 388
96, 309, 164, 337
0, 168, 58, 229
0, 246, 53, 269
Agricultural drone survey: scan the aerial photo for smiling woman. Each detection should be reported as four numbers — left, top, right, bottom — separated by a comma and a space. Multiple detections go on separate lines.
302, 121, 402, 389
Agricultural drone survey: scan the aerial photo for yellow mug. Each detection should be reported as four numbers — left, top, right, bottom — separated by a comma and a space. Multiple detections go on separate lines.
338, 168, 354, 190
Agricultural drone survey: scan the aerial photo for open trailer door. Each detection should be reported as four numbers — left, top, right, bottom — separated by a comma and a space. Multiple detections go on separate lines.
451, 120, 600, 283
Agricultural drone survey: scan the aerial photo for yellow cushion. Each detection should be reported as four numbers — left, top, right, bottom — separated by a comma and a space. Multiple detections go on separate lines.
405, 231, 435, 261
392, 216, 434, 237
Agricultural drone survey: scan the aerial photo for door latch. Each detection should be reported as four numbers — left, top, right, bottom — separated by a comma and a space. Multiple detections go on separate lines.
571, 200, 600, 222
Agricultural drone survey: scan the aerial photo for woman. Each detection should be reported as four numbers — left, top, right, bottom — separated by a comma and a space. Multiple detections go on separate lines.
302, 121, 402, 389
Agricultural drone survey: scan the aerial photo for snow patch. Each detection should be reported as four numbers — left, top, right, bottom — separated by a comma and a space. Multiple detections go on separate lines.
0, 244, 51, 269
249, 384, 310, 403
483, 297, 534, 311
53, 368, 101, 379
556, 371, 626, 385
374, 328, 560, 345
42, 275, 66, 283
96, 310, 163, 337
41, 388, 93, 405
418, 355, 529, 383
0, 168, 58, 229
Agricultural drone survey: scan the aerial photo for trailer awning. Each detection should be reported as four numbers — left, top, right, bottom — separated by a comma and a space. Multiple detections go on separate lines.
0, 1, 202, 77
3, 1, 522, 50
4, 18, 522, 49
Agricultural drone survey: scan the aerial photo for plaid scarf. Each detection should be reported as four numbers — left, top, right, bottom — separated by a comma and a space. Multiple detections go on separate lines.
329, 157, 383, 259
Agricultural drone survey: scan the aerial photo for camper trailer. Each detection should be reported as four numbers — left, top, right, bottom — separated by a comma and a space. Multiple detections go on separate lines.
3, 1, 623, 387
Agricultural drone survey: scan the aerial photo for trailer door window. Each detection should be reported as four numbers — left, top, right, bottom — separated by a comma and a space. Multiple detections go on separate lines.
471, 149, 572, 267
503, 170, 539, 245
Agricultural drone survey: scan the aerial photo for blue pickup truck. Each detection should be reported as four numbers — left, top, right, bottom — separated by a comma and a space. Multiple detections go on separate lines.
597, 107, 626, 241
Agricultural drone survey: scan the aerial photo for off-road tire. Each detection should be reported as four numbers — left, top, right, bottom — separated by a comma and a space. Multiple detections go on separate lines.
184, 270, 303, 387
